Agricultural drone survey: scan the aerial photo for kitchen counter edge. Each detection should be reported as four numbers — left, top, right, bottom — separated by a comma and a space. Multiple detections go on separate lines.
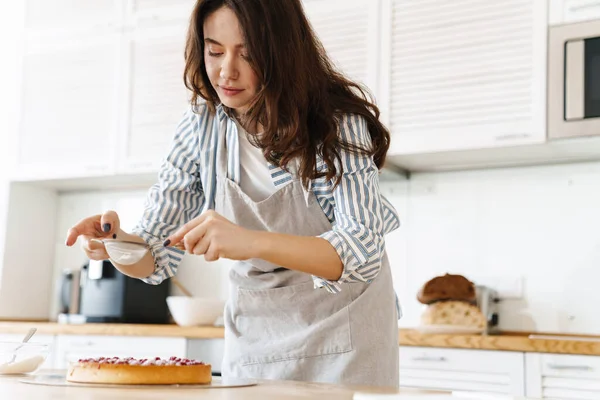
2, 322, 600, 356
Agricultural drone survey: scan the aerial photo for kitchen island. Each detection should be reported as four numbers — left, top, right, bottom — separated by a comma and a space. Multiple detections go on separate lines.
0, 372, 538, 399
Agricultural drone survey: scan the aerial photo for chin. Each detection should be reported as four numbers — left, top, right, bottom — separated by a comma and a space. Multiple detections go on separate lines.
221, 100, 250, 114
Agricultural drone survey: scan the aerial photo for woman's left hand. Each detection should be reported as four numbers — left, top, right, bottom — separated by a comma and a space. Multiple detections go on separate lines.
164, 210, 260, 262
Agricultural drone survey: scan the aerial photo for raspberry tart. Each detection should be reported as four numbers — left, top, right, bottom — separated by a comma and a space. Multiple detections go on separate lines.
67, 357, 212, 385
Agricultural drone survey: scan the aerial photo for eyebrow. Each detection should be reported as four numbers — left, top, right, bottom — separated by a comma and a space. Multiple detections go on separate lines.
204, 38, 245, 48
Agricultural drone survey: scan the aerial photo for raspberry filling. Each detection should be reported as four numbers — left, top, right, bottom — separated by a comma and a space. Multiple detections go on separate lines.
76, 356, 205, 366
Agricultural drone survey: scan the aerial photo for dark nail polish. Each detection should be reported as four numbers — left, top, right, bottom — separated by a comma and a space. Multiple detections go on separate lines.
112, 233, 117, 239
163, 239, 171, 247
102, 223, 111, 233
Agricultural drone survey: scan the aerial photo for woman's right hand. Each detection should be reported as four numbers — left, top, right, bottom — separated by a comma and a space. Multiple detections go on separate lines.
65, 210, 121, 261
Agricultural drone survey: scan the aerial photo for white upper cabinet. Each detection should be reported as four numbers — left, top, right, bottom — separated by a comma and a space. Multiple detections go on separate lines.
120, 23, 191, 172
549, 0, 600, 25
127, 0, 195, 29
16, 34, 120, 180
303, 0, 380, 96
25, 0, 123, 38
382, 0, 548, 156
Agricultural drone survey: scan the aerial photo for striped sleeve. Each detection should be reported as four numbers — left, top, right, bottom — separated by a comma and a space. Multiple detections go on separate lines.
132, 106, 208, 285
314, 114, 400, 293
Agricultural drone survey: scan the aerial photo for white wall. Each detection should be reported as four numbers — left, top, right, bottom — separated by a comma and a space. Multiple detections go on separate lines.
0, 3, 24, 282
389, 161, 600, 335
49, 159, 600, 334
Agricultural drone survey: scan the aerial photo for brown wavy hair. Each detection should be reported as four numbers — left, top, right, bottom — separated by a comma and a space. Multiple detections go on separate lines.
184, 0, 390, 187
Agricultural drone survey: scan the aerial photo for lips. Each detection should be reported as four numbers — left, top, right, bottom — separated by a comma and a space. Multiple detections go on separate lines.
219, 86, 244, 96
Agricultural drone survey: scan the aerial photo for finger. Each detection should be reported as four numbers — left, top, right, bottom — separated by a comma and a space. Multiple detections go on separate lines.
65, 215, 101, 246
182, 222, 209, 252
86, 248, 110, 261
204, 243, 220, 262
82, 237, 106, 252
164, 215, 207, 247
65, 227, 81, 247
191, 236, 210, 256
82, 238, 110, 260
100, 210, 120, 235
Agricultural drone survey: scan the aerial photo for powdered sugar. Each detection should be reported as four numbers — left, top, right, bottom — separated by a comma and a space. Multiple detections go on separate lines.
76, 356, 205, 366
0, 355, 45, 374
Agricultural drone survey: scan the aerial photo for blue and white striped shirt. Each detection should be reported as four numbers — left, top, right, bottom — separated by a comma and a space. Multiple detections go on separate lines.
133, 103, 400, 293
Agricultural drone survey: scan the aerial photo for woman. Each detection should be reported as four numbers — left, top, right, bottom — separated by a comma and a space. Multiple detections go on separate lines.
65, 0, 401, 387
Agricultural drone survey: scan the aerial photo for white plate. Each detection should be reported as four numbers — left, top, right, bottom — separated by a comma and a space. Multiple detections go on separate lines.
413, 324, 484, 335
19, 373, 257, 389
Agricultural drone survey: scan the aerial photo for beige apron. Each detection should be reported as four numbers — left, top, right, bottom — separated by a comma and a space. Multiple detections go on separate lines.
215, 127, 399, 387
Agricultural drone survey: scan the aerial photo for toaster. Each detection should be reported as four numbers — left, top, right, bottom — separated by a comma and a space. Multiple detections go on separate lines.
476, 285, 501, 335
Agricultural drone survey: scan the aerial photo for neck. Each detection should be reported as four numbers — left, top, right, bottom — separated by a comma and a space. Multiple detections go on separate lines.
234, 111, 264, 135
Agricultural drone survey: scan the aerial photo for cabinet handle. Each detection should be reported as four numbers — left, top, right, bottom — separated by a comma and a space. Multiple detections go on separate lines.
84, 165, 108, 173
70, 341, 95, 347
568, 3, 600, 12
411, 356, 447, 362
129, 161, 154, 169
494, 133, 531, 141
547, 363, 593, 371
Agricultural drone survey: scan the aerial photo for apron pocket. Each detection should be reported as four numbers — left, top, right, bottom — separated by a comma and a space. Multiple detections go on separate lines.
235, 280, 353, 365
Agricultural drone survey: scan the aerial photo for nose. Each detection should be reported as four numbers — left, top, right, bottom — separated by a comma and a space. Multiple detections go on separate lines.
219, 53, 239, 81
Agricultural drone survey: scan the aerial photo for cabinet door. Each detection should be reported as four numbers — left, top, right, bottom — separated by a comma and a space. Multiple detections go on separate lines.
550, 0, 600, 25
127, 0, 195, 29
119, 24, 191, 173
382, 0, 547, 155
186, 339, 225, 374
399, 346, 525, 396
16, 35, 120, 180
526, 352, 600, 399
25, 0, 122, 38
303, 0, 380, 95
54, 335, 187, 369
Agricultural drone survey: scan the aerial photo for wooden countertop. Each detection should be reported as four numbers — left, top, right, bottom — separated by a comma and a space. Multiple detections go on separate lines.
3, 321, 600, 357
0, 321, 225, 339
400, 329, 600, 356
0, 372, 536, 399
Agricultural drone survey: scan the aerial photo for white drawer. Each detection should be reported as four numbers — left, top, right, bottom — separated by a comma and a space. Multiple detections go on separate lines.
54, 335, 186, 368
540, 353, 600, 380
399, 346, 525, 396
0, 333, 54, 344
56, 335, 186, 353
400, 346, 522, 374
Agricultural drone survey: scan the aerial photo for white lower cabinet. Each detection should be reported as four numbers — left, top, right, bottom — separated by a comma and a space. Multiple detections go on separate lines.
399, 346, 525, 396
526, 353, 600, 399
187, 339, 225, 375
53, 335, 187, 369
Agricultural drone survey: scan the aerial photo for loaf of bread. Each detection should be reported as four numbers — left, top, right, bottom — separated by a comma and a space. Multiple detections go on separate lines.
417, 274, 476, 305
421, 300, 486, 329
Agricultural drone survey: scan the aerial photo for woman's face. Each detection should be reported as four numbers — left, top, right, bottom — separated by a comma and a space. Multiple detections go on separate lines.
203, 6, 260, 115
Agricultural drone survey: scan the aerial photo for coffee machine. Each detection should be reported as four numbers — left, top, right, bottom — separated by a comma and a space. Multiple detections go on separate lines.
59, 260, 170, 324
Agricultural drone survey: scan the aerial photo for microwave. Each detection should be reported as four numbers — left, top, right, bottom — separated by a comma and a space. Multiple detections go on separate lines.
548, 19, 600, 139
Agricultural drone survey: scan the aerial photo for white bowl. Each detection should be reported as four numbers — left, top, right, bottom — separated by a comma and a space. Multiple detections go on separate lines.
0, 342, 50, 375
166, 296, 225, 327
